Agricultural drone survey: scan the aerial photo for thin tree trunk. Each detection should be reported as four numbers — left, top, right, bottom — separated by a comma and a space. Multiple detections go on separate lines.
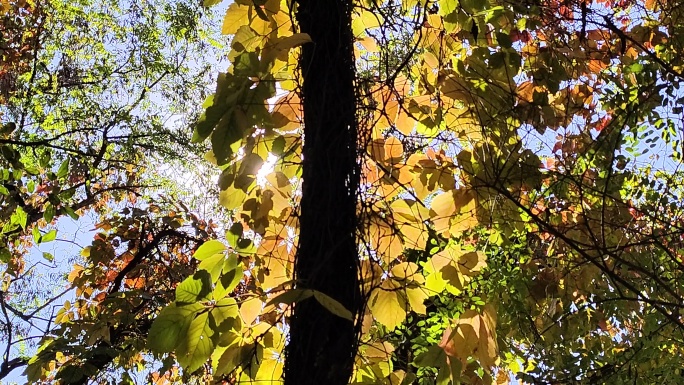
284, 0, 360, 384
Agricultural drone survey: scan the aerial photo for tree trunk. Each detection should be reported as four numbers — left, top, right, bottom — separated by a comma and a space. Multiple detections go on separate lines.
284, 0, 360, 384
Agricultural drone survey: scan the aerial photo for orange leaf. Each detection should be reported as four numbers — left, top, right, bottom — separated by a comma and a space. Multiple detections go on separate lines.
384, 136, 403, 163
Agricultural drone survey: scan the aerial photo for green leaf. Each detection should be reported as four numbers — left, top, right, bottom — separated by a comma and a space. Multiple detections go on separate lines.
313, 291, 353, 321
148, 302, 203, 353
226, 223, 243, 248
42, 252, 54, 262
0, 185, 8, 195
210, 297, 239, 332
56, 365, 85, 384
414, 345, 447, 368
56, 159, 70, 178
193, 74, 231, 143
176, 270, 213, 303
236, 238, 256, 255
626, 62, 644, 74
215, 261, 243, 299
213, 254, 241, 299
41, 229, 57, 243
199, 253, 226, 283
39, 151, 51, 168
211, 112, 244, 166
240, 344, 264, 379
44, 204, 56, 223
27, 180, 35, 193
64, 206, 79, 220
32, 226, 41, 243
271, 135, 286, 155
11, 207, 27, 229
438, 0, 458, 17
215, 344, 262, 377
448, 355, 462, 384
176, 312, 215, 373
0, 248, 10, 263
194, 240, 226, 261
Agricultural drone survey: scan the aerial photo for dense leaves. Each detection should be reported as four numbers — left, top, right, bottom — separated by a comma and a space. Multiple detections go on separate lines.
4, 0, 684, 384
177, 0, 684, 383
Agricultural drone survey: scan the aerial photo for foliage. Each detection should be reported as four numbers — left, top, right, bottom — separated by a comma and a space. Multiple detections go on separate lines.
166, 0, 684, 384
0, 0, 225, 382
5, 0, 684, 384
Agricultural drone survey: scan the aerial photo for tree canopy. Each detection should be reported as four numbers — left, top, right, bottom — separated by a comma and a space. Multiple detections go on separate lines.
3, 0, 684, 384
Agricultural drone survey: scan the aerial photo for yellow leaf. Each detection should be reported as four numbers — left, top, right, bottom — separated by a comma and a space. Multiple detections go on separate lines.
352, 10, 382, 36
220, 186, 247, 209
369, 138, 385, 162
425, 246, 466, 293
255, 357, 284, 383
395, 109, 416, 135
424, 271, 447, 294
391, 199, 428, 223
448, 198, 479, 237
265, 188, 290, 216
389, 370, 408, 385
271, 33, 312, 51
441, 264, 465, 293
496, 370, 510, 384
360, 259, 383, 293
390, 262, 420, 281
441, 75, 473, 103
240, 296, 263, 325
397, 222, 429, 250
313, 291, 353, 321
405, 286, 428, 314
424, 51, 440, 69
364, 341, 395, 361
271, 93, 302, 131
430, 191, 457, 218
458, 251, 487, 276
368, 216, 403, 263
369, 280, 407, 330
426, 245, 461, 273
357, 37, 378, 52
222, 3, 249, 35
259, 243, 292, 290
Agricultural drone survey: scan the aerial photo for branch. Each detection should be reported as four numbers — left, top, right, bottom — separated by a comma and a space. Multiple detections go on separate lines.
108, 227, 202, 294
0, 357, 28, 381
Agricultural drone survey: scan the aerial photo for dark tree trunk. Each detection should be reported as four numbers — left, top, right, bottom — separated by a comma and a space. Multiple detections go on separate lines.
284, 0, 360, 384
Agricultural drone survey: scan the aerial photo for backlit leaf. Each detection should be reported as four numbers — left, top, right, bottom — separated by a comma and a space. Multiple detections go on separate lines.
194, 240, 226, 261
210, 297, 239, 332
369, 280, 407, 330
177, 312, 214, 373
148, 303, 203, 353
265, 288, 313, 308
176, 270, 213, 304
313, 290, 353, 321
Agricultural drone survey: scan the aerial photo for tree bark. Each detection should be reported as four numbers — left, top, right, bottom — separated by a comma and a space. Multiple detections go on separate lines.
284, 0, 360, 384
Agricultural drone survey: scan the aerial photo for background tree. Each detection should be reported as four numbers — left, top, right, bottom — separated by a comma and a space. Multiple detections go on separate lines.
0, 0, 227, 382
